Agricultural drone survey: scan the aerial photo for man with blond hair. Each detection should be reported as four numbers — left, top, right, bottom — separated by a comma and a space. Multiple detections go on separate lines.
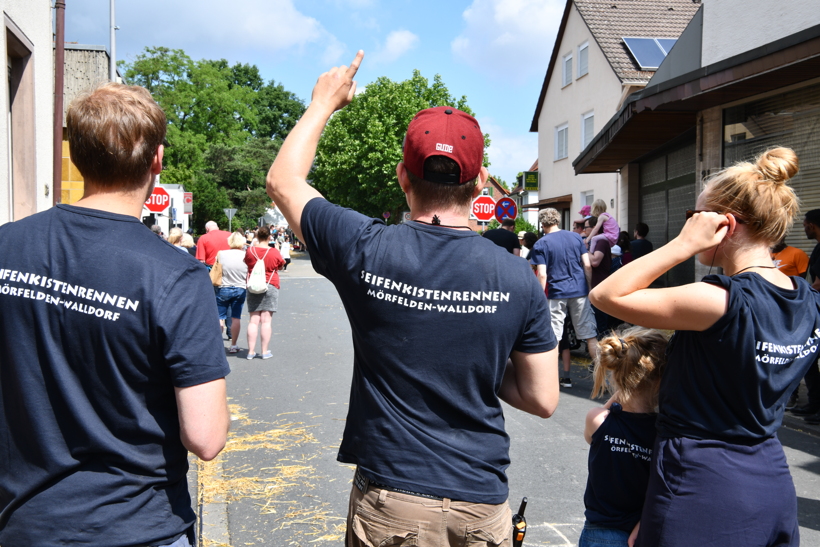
266, 51, 558, 546
530, 207, 599, 388
0, 82, 230, 546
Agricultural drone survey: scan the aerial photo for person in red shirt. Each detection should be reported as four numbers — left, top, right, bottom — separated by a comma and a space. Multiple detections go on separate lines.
196, 221, 233, 337
195, 221, 232, 267
243, 226, 284, 360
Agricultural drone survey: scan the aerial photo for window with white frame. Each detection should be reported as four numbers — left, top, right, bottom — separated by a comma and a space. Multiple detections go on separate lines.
581, 111, 594, 149
555, 124, 569, 160
578, 42, 589, 77
581, 191, 595, 207
562, 53, 572, 87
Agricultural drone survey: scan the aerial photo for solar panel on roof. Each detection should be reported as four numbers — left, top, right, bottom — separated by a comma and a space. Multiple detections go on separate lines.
622, 37, 675, 71
656, 38, 677, 55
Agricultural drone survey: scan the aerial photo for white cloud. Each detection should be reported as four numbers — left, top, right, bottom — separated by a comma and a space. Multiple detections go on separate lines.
480, 118, 538, 183
332, 0, 378, 7
321, 36, 348, 65
98, 0, 345, 64
370, 30, 419, 66
185, 0, 332, 52
452, 0, 565, 83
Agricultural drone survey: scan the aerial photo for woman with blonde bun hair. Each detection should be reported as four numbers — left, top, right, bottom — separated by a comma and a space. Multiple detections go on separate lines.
590, 147, 819, 547
580, 327, 667, 547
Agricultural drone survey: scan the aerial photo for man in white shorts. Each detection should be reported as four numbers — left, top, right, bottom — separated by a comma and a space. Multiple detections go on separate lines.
530, 208, 599, 388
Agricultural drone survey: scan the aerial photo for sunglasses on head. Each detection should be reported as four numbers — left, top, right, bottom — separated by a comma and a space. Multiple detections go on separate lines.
685, 210, 745, 224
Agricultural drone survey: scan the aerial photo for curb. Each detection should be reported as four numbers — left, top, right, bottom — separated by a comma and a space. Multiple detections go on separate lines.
196, 454, 231, 547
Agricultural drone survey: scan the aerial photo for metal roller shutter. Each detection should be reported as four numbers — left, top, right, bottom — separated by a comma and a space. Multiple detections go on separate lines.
639, 139, 697, 286
723, 83, 820, 255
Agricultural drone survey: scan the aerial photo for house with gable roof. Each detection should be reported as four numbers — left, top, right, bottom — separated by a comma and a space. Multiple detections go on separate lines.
574, 0, 820, 286
529, 0, 700, 230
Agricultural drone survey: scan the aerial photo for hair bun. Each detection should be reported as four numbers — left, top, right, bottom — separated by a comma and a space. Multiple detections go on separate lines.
756, 147, 799, 185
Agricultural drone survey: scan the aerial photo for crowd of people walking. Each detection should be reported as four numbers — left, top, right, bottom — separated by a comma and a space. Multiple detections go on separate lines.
2, 50, 818, 547
487, 147, 820, 547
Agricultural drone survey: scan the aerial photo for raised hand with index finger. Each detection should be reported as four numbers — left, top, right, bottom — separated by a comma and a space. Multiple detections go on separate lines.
311, 50, 364, 114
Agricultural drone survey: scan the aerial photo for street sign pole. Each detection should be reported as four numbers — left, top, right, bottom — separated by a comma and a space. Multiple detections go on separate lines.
223, 208, 238, 232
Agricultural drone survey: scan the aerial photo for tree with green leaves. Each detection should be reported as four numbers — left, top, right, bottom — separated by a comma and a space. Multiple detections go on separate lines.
486, 216, 538, 235
124, 47, 257, 172
311, 70, 490, 221
122, 47, 305, 233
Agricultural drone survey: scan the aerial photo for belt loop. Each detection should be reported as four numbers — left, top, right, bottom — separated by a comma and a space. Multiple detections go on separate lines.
378, 488, 388, 505
442, 497, 450, 512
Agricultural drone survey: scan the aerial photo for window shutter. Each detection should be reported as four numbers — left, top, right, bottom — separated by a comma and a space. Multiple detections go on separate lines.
556, 126, 568, 160
579, 45, 588, 76
583, 115, 594, 148
563, 56, 572, 86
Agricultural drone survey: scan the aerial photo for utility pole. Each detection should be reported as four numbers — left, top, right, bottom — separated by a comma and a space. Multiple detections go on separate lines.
53, 0, 66, 206
109, 0, 118, 81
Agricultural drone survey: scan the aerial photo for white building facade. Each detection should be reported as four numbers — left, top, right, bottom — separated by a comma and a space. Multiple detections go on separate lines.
530, 0, 699, 230
1, 2, 54, 224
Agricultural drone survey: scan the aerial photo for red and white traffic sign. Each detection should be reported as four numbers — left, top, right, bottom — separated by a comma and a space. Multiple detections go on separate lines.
495, 197, 518, 222
183, 192, 193, 215
145, 187, 170, 213
472, 195, 496, 222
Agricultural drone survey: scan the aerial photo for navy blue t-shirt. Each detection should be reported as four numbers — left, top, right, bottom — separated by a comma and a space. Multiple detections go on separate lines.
584, 403, 656, 532
657, 273, 820, 441
529, 230, 589, 299
301, 198, 556, 504
630, 238, 653, 259
483, 228, 521, 254
0, 205, 230, 546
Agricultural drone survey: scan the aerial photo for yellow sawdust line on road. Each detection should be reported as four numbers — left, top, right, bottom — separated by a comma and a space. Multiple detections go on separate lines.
196, 404, 345, 546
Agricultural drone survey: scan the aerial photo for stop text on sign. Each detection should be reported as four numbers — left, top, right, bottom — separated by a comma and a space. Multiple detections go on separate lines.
145, 187, 170, 213
472, 196, 496, 221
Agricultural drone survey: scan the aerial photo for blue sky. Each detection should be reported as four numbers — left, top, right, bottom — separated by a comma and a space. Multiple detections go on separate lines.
65, 0, 565, 184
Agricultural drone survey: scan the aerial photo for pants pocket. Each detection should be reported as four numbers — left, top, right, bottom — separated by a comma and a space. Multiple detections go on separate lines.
464, 504, 511, 547
350, 507, 419, 547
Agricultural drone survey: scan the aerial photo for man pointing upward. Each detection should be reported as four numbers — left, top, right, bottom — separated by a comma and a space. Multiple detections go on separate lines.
266, 51, 558, 547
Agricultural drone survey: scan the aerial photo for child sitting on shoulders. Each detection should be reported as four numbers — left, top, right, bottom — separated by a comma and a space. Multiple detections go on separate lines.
580, 327, 668, 547
585, 199, 620, 247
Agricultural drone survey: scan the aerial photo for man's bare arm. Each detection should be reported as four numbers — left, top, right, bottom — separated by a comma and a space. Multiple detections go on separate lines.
498, 349, 559, 418
537, 264, 547, 292
266, 51, 364, 243
582, 253, 593, 288
589, 250, 603, 268
175, 378, 230, 461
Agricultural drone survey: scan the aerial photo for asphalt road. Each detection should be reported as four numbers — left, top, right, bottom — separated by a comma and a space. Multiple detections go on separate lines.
199, 252, 820, 547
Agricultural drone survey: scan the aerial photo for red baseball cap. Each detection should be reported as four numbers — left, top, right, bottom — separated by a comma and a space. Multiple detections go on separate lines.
403, 106, 484, 185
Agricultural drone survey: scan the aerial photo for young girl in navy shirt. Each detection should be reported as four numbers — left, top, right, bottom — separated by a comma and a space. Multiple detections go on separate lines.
580, 327, 667, 547
590, 147, 820, 547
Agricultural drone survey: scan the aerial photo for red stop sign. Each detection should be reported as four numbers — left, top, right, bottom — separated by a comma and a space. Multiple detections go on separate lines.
472, 195, 496, 222
145, 187, 170, 213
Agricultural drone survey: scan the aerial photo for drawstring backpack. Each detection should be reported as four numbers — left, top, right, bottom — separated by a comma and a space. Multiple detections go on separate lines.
247, 247, 274, 294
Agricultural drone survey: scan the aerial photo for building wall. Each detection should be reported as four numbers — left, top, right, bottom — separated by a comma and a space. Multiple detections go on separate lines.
537, 3, 623, 227
701, 0, 820, 66
61, 139, 85, 204
0, 2, 54, 224
60, 47, 113, 204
